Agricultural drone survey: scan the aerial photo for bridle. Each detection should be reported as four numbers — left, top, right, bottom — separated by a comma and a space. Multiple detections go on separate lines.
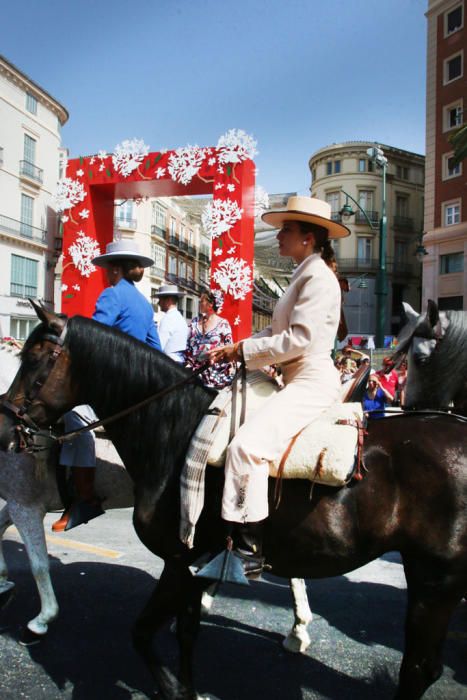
1, 322, 68, 450
1, 321, 213, 453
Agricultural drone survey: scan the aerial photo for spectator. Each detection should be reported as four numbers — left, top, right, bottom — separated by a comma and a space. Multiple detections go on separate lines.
362, 371, 394, 418
154, 284, 188, 363
340, 358, 357, 384
185, 289, 234, 388
377, 356, 399, 403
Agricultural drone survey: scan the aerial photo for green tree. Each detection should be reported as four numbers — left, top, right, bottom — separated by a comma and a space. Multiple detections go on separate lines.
449, 124, 467, 165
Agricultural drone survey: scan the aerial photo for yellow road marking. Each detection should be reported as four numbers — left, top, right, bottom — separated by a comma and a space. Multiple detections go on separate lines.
8, 527, 122, 559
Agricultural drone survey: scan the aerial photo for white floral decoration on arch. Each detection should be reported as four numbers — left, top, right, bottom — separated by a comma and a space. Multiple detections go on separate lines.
212, 257, 253, 301
55, 177, 86, 212
217, 129, 258, 164
168, 145, 206, 185
201, 199, 243, 239
254, 185, 270, 219
112, 139, 150, 177
68, 232, 101, 278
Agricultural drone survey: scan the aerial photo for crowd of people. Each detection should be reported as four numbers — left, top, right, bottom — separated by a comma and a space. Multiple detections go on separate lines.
335, 346, 407, 418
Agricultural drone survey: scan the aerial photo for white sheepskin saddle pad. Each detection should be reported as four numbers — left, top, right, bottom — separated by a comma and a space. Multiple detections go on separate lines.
207, 371, 363, 487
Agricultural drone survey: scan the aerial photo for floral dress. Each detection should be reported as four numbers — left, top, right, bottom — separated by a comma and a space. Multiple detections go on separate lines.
185, 315, 234, 389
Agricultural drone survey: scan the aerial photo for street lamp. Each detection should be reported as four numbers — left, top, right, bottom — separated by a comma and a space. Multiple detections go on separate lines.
414, 236, 428, 263
338, 145, 388, 348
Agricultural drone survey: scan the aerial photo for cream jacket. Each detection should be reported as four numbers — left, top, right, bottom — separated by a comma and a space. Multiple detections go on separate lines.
242, 254, 340, 371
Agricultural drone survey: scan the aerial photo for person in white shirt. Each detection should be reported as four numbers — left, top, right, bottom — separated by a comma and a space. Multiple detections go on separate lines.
154, 284, 188, 363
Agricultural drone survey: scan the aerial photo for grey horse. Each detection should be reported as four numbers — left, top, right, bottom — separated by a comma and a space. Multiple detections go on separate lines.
0, 341, 312, 649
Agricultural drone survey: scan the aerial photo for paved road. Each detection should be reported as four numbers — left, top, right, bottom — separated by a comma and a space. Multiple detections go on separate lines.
0, 507, 466, 700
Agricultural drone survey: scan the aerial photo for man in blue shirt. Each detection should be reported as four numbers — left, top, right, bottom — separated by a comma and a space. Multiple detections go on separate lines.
52, 240, 160, 532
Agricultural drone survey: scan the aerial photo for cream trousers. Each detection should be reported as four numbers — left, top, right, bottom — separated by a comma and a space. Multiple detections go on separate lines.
222, 356, 341, 523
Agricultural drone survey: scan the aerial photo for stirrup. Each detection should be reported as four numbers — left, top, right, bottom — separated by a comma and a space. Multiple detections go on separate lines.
195, 537, 250, 586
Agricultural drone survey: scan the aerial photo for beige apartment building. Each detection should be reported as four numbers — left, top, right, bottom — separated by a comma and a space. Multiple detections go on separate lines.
309, 141, 425, 340
0, 54, 68, 338
424, 0, 466, 310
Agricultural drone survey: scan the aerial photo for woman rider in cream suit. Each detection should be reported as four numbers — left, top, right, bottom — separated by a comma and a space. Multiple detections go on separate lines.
206, 196, 350, 577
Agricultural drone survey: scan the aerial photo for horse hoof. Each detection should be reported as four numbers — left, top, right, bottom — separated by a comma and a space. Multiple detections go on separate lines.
282, 633, 311, 654
0, 588, 14, 612
18, 627, 45, 646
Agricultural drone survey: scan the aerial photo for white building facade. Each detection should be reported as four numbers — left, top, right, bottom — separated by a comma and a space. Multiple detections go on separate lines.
0, 54, 68, 339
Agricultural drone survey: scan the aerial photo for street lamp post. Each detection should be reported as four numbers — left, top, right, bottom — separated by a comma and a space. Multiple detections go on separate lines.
339, 145, 388, 348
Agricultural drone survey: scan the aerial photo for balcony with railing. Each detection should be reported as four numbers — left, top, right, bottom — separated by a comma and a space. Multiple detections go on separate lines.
151, 224, 167, 239
19, 160, 43, 185
149, 265, 166, 279
179, 240, 189, 252
0, 213, 47, 244
168, 234, 180, 247
199, 250, 210, 264
187, 244, 197, 257
355, 210, 379, 227
393, 216, 414, 232
337, 257, 415, 277
115, 218, 137, 230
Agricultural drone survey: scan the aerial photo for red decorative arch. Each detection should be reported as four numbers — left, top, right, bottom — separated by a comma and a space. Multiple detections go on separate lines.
59, 142, 255, 340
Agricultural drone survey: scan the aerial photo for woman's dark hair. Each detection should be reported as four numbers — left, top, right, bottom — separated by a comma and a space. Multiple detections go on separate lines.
200, 288, 219, 311
298, 221, 335, 266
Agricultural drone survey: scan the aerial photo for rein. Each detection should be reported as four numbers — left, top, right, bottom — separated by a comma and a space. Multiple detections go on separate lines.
56, 361, 211, 444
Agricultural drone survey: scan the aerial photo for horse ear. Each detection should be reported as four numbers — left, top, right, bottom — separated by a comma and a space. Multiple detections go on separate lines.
426, 299, 439, 329
401, 302, 419, 325
29, 300, 65, 335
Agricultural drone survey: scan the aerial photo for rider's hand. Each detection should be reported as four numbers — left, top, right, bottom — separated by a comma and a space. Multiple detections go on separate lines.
206, 343, 243, 365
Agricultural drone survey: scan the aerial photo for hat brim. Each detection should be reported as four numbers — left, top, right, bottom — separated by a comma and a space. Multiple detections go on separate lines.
92, 252, 154, 268
154, 291, 186, 297
261, 210, 350, 239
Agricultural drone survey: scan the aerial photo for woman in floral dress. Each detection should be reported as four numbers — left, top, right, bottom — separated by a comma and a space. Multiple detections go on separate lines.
185, 290, 234, 389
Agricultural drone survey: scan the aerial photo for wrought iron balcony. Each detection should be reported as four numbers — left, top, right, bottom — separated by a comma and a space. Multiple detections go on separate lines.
19, 160, 43, 184
187, 245, 197, 257
151, 224, 167, 239
393, 216, 414, 232
179, 240, 189, 252
355, 210, 379, 227
337, 257, 415, 277
115, 218, 137, 230
0, 213, 47, 243
199, 251, 210, 264
168, 234, 179, 247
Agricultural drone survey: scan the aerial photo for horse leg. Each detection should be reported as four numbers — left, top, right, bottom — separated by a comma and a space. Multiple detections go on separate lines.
396, 563, 465, 699
0, 505, 15, 609
283, 578, 313, 653
7, 500, 58, 641
133, 563, 200, 700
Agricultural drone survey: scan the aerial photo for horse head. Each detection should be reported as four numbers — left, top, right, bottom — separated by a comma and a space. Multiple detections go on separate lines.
0, 302, 78, 443
395, 300, 457, 409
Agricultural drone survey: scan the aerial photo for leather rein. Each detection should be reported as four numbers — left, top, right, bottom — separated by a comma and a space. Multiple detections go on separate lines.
1, 322, 210, 453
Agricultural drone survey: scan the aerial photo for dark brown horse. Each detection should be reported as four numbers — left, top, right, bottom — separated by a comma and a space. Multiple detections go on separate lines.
2, 305, 467, 700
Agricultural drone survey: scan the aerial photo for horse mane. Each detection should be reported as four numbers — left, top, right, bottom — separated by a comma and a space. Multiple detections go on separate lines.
28, 317, 215, 497
418, 310, 467, 405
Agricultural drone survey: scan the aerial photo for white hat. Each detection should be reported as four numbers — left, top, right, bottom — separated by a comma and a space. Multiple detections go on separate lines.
92, 240, 154, 268
261, 195, 350, 239
153, 283, 185, 297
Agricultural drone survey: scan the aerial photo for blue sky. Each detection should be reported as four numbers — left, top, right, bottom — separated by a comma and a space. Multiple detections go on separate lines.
3, 0, 427, 195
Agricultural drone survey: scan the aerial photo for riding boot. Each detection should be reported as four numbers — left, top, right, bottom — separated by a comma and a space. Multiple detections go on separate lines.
230, 521, 265, 579
51, 467, 103, 532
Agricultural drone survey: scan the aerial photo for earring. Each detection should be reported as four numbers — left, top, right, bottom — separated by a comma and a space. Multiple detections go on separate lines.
303, 241, 307, 246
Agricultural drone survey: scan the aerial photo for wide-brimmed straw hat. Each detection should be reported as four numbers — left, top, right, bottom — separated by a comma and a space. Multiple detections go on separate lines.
261, 195, 350, 239
153, 284, 185, 297
92, 240, 154, 268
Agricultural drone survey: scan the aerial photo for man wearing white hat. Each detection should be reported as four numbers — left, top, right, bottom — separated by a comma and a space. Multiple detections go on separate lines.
154, 284, 188, 363
52, 240, 161, 533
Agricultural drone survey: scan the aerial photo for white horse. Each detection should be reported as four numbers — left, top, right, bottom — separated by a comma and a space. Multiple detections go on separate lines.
0, 341, 312, 649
